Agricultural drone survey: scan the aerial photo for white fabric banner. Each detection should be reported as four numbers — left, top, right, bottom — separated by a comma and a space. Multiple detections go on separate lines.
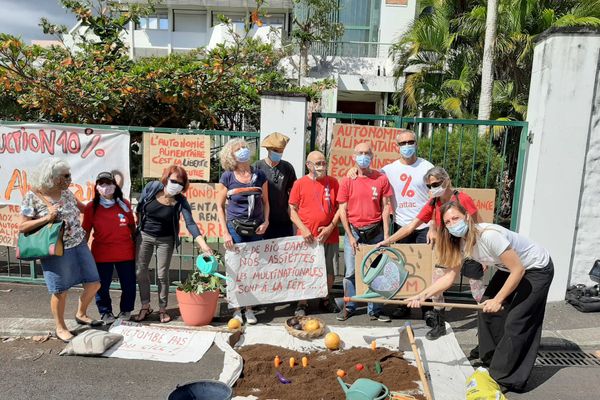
0, 124, 130, 205
225, 236, 328, 308
105, 320, 215, 363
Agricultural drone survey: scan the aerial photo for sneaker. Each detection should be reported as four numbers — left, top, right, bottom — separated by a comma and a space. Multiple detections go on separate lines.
117, 311, 131, 321
245, 309, 258, 325
294, 303, 308, 317
369, 312, 391, 322
336, 308, 355, 321
101, 312, 116, 325
233, 310, 244, 323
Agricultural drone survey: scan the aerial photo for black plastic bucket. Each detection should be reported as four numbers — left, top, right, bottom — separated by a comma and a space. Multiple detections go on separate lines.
168, 380, 233, 400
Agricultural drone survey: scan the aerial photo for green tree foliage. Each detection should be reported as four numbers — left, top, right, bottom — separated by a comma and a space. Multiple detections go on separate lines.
417, 126, 504, 190
290, 0, 345, 78
392, 0, 600, 120
0, 0, 326, 129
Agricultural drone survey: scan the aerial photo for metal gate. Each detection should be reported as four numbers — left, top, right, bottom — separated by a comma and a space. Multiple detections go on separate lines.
0, 120, 260, 290
309, 112, 529, 297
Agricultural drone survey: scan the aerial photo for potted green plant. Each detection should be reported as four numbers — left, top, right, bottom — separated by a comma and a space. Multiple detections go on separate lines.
176, 253, 225, 326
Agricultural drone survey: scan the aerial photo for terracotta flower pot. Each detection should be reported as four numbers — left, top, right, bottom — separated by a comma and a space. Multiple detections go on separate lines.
176, 288, 220, 326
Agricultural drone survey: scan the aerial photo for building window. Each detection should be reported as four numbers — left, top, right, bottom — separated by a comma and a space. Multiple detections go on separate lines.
136, 13, 169, 30
173, 10, 207, 33
211, 11, 246, 26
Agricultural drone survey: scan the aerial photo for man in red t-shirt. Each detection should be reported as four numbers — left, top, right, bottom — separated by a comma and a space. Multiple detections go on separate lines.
337, 142, 393, 322
289, 151, 340, 316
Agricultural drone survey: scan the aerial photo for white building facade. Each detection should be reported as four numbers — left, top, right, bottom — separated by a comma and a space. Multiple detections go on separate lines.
111, 0, 417, 115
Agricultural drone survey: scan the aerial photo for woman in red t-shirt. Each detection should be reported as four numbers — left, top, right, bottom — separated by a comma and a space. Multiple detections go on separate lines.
82, 171, 136, 324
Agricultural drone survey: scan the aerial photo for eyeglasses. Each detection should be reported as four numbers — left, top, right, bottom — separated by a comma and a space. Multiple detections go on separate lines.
308, 161, 327, 167
169, 178, 184, 186
426, 180, 444, 189
397, 140, 416, 146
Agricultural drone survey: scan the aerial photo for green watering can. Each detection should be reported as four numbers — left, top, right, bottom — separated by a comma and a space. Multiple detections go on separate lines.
354, 247, 409, 300
338, 377, 390, 400
196, 255, 232, 282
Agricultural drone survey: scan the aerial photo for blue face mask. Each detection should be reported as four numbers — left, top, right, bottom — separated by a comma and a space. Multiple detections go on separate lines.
268, 151, 283, 163
447, 218, 469, 238
356, 154, 372, 169
234, 147, 251, 163
400, 144, 416, 158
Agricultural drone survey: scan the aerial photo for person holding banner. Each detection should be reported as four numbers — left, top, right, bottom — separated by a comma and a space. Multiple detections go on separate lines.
337, 142, 393, 322
289, 151, 340, 316
82, 172, 136, 324
405, 201, 554, 392
19, 158, 101, 343
217, 138, 270, 325
376, 166, 483, 339
254, 132, 297, 239
135, 165, 213, 323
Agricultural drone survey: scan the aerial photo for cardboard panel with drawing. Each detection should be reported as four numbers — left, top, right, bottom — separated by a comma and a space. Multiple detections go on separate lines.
355, 244, 433, 298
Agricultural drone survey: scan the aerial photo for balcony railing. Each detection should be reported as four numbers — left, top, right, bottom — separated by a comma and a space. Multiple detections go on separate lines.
309, 41, 394, 59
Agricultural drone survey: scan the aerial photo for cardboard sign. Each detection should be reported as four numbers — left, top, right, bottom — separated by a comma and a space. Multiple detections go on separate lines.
355, 244, 433, 298
328, 124, 402, 178
105, 320, 215, 363
0, 205, 20, 247
0, 124, 130, 205
180, 183, 223, 239
458, 188, 496, 223
225, 236, 328, 307
143, 133, 210, 180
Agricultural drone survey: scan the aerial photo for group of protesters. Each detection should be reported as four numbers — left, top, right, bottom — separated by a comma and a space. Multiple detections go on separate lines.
19, 129, 553, 392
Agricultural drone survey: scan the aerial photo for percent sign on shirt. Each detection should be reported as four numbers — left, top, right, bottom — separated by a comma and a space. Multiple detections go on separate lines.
400, 173, 415, 197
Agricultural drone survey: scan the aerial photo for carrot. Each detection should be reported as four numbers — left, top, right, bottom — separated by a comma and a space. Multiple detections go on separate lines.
301, 356, 308, 368
274, 355, 281, 368
289, 357, 295, 368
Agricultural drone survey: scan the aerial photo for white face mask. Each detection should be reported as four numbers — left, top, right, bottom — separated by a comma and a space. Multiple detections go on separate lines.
165, 181, 184, 196
429, 184, 445, 198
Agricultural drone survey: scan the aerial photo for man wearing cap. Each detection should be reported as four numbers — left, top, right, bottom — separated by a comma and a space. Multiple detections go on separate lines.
254, 132, 297, 239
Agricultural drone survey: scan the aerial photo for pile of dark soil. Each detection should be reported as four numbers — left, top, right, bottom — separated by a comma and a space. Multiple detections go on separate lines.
234, 344, 424, 399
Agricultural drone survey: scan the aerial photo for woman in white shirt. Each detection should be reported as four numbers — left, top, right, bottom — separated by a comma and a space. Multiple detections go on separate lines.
405, 201, 554, 393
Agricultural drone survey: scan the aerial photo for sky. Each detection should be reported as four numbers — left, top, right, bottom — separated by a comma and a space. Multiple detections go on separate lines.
0, 0, 77, 44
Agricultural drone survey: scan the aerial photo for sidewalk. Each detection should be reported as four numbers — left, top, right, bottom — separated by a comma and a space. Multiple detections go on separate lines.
2, 281, 599, 351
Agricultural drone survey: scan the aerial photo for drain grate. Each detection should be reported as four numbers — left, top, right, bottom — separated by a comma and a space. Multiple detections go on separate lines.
535, 351, 600, 367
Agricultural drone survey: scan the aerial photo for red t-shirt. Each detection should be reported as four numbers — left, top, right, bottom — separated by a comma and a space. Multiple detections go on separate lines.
82, 200, 136, 263
289, 176, 340, 244
417, 191, 478, 226
337, 171, 393, 228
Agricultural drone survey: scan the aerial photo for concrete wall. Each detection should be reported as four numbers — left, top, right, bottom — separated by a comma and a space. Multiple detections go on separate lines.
259, 95, 308, 179
379, 0, 417, 44
519, 29, 600, 301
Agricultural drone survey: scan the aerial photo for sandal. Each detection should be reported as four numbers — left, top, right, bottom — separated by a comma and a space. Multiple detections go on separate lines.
134, 307, 153, 322
159, 311, 172, 323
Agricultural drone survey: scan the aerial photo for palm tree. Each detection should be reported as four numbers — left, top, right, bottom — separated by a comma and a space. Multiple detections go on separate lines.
392, 0, 600, 121
477, 0, 498, 128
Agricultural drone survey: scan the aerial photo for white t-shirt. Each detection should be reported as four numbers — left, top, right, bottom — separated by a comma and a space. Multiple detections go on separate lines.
469, 223, 550, 272
381, 158, 434, 229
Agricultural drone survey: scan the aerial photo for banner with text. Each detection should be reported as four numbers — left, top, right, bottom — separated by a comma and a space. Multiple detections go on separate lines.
329, 124, 402, 178
459, 188, 496, 223
0, 205, 20, 247
355, 244, 433, 298
180, 183, 223, 239
105, 320, 215, 363
143, 133, 210, 180
0, 124, 130, 206
225, 236, 328, 307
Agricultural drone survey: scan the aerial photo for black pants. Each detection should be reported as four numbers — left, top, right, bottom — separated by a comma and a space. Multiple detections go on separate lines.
478, 259, 554, 390
393, 223, 429, 244
263, 219, 294, 239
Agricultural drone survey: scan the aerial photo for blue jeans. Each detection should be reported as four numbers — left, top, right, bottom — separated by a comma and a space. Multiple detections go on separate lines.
95, 260, 136, 315
343, 226, 384, 315
227, 221, 264, 244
